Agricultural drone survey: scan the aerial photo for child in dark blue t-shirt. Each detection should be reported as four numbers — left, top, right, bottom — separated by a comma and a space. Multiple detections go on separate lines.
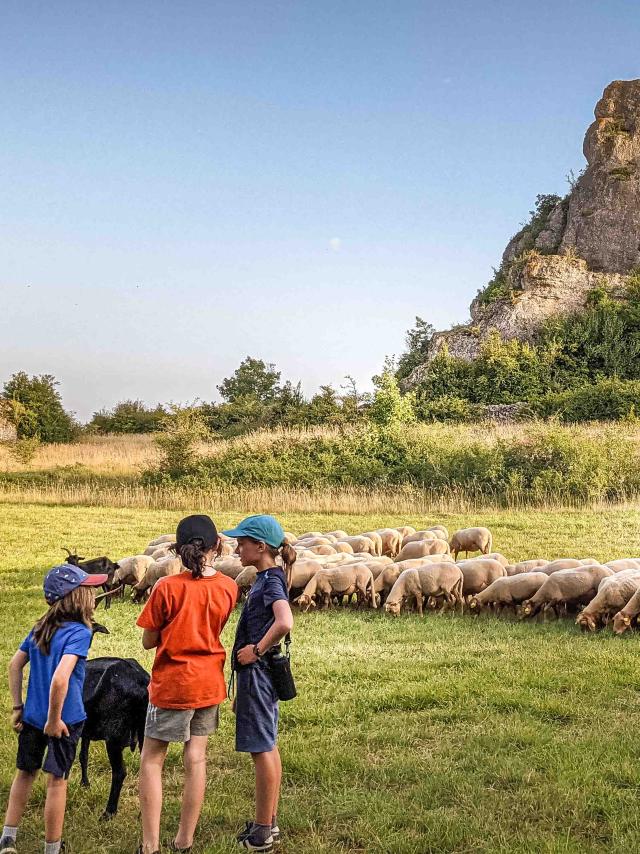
223, 515, 295, 854
0, 564, 108, 854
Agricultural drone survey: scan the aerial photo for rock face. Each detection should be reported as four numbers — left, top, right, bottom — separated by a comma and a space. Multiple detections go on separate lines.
404, 80, 640, 388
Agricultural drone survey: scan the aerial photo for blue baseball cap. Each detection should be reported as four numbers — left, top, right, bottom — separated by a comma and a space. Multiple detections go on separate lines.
222, 514, 285, 548
43, 563, 109, 605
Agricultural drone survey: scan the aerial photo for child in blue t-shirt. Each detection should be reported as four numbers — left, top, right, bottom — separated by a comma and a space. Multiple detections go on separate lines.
0, 564, 108, 854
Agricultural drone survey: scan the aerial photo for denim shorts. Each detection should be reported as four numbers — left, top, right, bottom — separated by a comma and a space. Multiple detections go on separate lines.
235, 663, 279, 754
17, 721, 84, 779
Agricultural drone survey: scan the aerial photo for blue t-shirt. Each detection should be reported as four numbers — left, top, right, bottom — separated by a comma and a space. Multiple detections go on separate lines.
20, 621, 92, 729
233, 567, 289, 664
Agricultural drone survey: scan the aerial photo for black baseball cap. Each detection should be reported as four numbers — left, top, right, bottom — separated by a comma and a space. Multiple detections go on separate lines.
176, 514, 219, 549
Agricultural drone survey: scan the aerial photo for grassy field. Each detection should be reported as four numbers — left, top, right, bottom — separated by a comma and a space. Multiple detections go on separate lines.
2, 503, 640, 853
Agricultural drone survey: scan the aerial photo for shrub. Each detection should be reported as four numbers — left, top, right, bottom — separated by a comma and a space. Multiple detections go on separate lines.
534, 379, 640, 422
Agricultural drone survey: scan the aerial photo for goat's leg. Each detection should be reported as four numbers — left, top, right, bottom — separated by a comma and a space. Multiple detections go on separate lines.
80, 736, 90, 787
102, 740, 127, 820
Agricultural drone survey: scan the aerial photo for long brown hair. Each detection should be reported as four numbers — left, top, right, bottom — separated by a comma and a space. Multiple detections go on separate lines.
267, 542, 297, 590
173, 537, 220, 579
33, 586, 95, 655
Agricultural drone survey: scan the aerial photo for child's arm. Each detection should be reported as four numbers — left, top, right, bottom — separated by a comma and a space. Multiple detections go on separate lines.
141, 629, 160, 649
8, 650, 28, 732
44, 653, 79, 738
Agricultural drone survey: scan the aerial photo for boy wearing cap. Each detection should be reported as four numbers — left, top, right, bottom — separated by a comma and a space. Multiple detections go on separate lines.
223, 515, 295, 853
0, 564, 108, 854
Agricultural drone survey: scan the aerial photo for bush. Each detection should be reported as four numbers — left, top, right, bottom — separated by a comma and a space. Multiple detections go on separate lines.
89, 400, 166, 434
534, 379, 640, 422
151, 407, 209, 479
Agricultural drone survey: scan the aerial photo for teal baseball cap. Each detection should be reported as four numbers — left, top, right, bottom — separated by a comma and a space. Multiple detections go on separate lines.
222, 514, 285, 548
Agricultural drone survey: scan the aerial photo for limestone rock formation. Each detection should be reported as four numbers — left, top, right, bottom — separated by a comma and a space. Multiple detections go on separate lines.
404, 79, 640, 389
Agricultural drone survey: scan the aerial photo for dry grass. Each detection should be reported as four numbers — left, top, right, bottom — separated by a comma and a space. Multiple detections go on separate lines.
4, 421, 640, 477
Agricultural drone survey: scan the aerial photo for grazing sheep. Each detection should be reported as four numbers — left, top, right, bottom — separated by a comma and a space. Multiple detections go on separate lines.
296, 536, 333, 548
384, 564, 464, 616
468, 573, 549, 616
214, 558, 244, 580
132, 556, 183, 602
150, 544, 172, 560
401, 531, 437, 547
481, 552, 510, 568
395, 526, 416, 539
325, 530, 349, 540
449, 527, 492, 560
576, 570, 640, 631
427, 525, 449, 541
112, 555, 154, 588
605, 558, 640, 573
235, 566, 258, 596
394, 539, 449, 562
520, 565, 613, 620
298, 531, 324, 540
374, 558, 451, 605
612, 587, 640, 634
375, 528, 403, 557
361, 531, 383, 556
505, 559, 549, 576
538, 558, 597, 575
288, 560, 323, 598
296, 565, 376, 611
335, 535, 377, 554
333, 541, 355, 554
283, 532, 298, 544
456, 559, 507, 598
146, 534, 174, 547
308, 544, 337, 556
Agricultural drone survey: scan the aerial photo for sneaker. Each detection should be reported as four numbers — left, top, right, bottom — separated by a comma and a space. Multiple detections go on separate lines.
237, 821, 280, 844
0, 837, 17, 854
238, 827, 273, 852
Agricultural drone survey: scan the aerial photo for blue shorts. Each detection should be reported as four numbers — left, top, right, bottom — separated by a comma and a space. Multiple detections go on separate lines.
17, 721, 84, 779
235, 663, 279, 754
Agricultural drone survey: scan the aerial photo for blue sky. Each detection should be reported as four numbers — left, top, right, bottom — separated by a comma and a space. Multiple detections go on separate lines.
2, 0, 639, 420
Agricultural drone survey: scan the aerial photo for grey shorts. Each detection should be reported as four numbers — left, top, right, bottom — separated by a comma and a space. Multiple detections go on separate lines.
145, 703, 219, 743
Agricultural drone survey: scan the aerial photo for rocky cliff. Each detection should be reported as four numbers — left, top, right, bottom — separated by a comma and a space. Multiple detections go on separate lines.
405, 79, 640, 388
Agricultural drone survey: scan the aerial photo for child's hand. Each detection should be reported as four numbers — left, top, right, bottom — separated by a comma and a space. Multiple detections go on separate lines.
11, 708, 23, 733
44, 717, 69, 738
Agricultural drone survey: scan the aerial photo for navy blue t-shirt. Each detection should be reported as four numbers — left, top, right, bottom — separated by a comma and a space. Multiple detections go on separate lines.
233, 567, 288, 664
20, 621, 91, 729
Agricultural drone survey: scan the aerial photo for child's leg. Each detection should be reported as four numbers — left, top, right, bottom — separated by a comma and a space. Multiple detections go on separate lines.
4, 769, 38, 828
251, 749, 280, 826
139, 736, 169, 853
43, 774, 67, 845
174, 735, 208, 849
271, 746, 282, 822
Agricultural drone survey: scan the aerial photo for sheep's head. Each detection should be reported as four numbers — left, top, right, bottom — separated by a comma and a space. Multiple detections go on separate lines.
521, 600, 533, 617
426, 595, 439, 611
468, 596, 480, 612
297, 594, 314, 612
576, 612, 597, 632
384, 601, 401, 616
613, 612, 632, 635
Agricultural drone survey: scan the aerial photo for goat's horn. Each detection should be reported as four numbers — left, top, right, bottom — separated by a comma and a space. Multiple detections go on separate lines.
62, 547, 72, 555
94, 585, 124, 602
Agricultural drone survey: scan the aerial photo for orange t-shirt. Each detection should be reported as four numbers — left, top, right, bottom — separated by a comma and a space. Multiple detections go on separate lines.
137, 570, 238, 709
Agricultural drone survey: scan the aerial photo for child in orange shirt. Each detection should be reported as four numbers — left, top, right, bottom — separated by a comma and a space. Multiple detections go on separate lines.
136, 515, 237, 854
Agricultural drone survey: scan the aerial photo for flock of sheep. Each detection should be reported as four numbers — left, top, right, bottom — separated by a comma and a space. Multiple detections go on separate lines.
109, 524, 640, 635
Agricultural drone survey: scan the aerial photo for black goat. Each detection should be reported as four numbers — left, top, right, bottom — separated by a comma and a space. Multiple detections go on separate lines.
81, 657, 150, 819
63, 548, 120, 609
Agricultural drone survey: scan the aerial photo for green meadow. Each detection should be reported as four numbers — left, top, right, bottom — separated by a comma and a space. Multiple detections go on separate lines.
2, 503, 640, 853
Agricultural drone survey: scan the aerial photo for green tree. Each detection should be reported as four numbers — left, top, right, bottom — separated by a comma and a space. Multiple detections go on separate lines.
154, 406, 209, 478
2, 372, 77, 443
395, 317, 435, 382
217, 357, 281, 404
369, 367, 416, 426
